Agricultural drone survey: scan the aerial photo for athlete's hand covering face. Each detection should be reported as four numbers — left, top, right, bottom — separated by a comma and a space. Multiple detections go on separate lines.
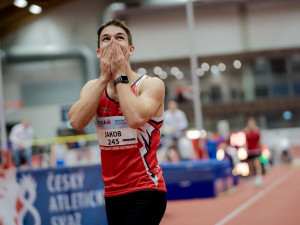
97, 25, 134, 82
111, 39, 132, 80
98, 41, 113, 82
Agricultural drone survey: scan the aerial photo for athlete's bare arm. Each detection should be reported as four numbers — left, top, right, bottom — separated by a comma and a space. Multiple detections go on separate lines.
69, 41, 114, 131
116, 77, 165, 129
68, 79, 107, 130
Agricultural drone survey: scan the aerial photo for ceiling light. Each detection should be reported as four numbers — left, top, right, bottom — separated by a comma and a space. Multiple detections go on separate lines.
138, 68, 147, 75
29, 4, 42, 14
175, 71, 184, 79
211, 65, 220, 77
170, 67, 180, 75
159, 71, 167, 80
153, 66, 162, 75
14, 0, 28, 8
201, 62, 209, 71
218, 63, 226, 72
211, 65, 219, 73
233, 60, 242, 69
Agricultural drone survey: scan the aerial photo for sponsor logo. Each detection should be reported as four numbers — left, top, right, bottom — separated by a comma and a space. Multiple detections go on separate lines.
101, 107, 110, 111
115, 119, 127, 125
96, 119, 111, 126
0, 169, 40, 225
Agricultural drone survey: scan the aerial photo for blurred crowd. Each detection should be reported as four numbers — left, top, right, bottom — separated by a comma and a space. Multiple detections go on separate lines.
158, 100, 293, 186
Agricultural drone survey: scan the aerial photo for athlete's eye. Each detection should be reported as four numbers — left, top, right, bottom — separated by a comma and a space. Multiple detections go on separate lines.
102, 37, 110, 41
117, 36, 124, 40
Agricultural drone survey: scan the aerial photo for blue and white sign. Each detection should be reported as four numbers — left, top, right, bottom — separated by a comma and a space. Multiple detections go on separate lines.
0, 165, 108, 225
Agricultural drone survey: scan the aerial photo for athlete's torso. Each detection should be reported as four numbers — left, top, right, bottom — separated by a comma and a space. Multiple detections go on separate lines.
95, 75, 166, 197
245, 128, 260, 154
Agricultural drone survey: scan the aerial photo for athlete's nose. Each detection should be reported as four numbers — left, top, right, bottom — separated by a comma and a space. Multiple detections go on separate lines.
110, 37, 115, 46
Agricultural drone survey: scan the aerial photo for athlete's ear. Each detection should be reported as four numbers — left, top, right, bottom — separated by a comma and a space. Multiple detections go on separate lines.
96, 49, 101, 58
128, 45, 135, 56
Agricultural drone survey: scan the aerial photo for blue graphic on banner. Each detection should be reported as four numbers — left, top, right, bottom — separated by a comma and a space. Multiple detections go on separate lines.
16, 165, 108, 225
0, 159, 236, 224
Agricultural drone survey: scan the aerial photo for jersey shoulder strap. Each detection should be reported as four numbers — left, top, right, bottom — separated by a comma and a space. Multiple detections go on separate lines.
131, 75, 149, 95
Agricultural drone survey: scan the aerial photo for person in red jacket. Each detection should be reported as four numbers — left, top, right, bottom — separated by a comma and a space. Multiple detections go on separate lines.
244, 117, 263, 187
69, 19, 166, 225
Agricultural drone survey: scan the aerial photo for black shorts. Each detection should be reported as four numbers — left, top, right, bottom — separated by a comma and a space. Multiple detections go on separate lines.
248, 154, 261, 160
105, 190, 167, 225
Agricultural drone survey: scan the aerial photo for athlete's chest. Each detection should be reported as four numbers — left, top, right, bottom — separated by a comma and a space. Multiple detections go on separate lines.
97, 101, 122, 117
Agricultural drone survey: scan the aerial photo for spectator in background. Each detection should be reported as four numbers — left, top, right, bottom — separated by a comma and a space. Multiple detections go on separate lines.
163, 100, 188, 161
9, 118, 34, 168
244, 117, 263, 187
50, 141, 68, 167
206, 132, 218, 159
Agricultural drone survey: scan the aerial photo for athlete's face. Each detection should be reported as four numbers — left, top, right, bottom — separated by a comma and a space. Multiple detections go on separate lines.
98, 25, 134, 57
168, 101, 178, 112
248, 118, 256, 129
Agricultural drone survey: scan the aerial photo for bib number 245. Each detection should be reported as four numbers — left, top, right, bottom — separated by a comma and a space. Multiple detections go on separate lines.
108, 139, 120, 145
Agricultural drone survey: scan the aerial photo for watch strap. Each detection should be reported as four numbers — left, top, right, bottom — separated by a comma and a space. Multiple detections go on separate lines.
114, 76, 129, 86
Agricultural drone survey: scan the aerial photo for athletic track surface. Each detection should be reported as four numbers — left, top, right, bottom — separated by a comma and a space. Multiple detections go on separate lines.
160, 147, 300, 225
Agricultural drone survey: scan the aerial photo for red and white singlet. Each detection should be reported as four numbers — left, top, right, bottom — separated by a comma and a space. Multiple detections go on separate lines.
95, 75, 166, 197
244, 127, 261, 156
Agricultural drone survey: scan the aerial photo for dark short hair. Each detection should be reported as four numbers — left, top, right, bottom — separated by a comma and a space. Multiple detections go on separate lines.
97, 19, 133, 48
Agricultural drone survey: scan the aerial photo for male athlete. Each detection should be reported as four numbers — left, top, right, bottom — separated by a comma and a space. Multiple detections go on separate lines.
69, 19, 167, 225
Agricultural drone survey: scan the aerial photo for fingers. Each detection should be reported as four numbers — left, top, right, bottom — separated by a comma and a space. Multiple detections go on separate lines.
100, 40, 114, 80
116, 42, 124, 56
107, 40, 114, 61
111, 39, 117, 59
99, 44, 108, 59
102, 41, 112, 59
101, 39, 131, 79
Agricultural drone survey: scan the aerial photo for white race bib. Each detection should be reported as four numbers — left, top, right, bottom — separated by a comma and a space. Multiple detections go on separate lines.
95, 116, 138, 150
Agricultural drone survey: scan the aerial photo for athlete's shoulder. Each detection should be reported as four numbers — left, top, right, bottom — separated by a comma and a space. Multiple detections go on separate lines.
142, 76, 165, 91
85, 79, 98, 87
80, 79, 98, 98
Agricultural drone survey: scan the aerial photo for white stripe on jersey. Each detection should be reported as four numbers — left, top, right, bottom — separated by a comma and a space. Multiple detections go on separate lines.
138, 122, 159, 187
134, 75, 148, 94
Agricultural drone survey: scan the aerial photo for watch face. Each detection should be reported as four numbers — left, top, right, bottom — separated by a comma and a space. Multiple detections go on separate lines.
114, 76, 129, 86
121, 76, 129, 82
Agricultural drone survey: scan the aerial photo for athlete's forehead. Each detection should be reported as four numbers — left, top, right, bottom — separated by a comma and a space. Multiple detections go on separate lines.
100, 25, 127, 38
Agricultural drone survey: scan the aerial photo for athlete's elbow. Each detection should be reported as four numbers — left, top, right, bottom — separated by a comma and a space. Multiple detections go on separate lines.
127, 117, 146, 129
127, 121, 142, 129
69, 114, 85, 131
69, 119, 85, 131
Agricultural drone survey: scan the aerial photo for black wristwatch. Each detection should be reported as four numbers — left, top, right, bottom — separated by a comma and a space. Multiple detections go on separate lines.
114, 75, 129, 86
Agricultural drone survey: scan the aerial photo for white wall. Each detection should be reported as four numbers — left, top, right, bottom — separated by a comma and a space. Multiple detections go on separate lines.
247, 1, 300, 50
128, 7, 190, 61
128, 1, 300, 62
129, 5, 244, 61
